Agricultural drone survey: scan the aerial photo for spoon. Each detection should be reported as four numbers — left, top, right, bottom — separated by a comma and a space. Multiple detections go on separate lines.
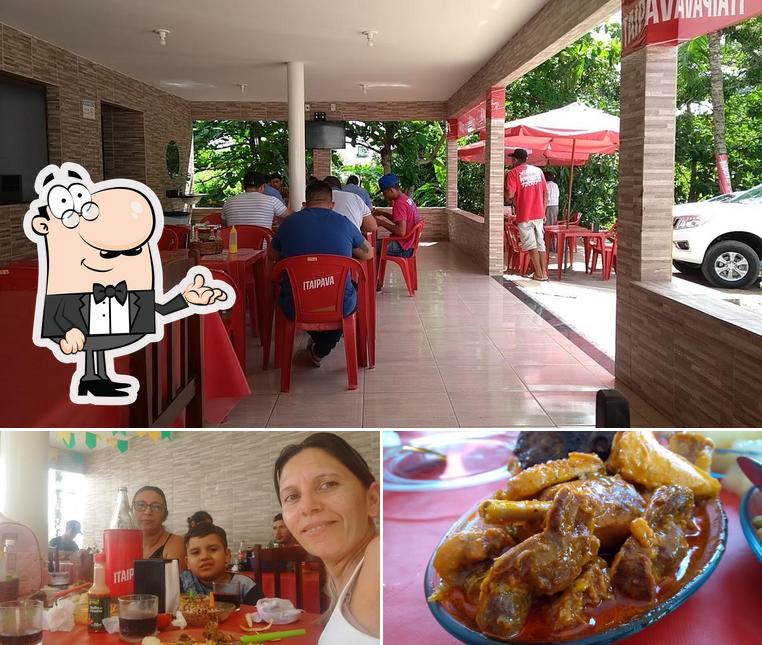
737, 456, 762, 488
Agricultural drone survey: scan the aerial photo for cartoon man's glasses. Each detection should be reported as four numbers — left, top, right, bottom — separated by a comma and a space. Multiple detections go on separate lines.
46, 183, 100, 229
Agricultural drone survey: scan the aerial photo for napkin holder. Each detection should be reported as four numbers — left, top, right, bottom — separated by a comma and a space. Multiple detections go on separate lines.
133, 559, 180, 614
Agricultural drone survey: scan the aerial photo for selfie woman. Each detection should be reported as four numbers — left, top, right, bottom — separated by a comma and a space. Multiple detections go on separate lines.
273, 433, 380, 644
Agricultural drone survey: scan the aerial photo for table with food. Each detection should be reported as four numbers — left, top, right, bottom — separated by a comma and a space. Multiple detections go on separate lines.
383, 430, 761, 644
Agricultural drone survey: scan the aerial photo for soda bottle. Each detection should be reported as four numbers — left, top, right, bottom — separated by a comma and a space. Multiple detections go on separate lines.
88, 554, 110, 632
110, 486, 136, 529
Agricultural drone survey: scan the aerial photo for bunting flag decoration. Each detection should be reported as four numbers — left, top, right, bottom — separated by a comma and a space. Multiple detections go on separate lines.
56, 431, 174, 452
85, 432, 98, 450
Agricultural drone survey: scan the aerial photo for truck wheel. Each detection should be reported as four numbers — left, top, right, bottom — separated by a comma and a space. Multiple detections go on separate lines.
672, 260, 700, 274
701, 240, 761, 289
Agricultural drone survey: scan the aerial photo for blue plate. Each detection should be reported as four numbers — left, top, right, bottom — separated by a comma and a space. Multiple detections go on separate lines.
425, 494, 727, 645
740, 486, 762, 565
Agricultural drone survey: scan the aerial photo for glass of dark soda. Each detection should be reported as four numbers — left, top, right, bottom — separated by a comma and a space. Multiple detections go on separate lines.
0, 600, 43, 645
212, 580, 241, 608
118, 594, 158, 642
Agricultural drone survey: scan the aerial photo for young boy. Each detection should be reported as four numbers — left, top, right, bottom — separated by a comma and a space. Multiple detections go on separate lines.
180, 523, 264, 605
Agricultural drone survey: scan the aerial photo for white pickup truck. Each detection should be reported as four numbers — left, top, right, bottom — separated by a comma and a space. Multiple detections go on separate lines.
672, 183, 762, 289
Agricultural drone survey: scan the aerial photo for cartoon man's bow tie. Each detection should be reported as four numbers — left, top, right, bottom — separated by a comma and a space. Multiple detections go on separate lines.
93, 281, 128, 305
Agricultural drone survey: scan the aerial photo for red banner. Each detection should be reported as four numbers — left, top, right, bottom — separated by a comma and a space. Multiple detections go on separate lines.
622, 0, 762, 56
716, 153, 733, 193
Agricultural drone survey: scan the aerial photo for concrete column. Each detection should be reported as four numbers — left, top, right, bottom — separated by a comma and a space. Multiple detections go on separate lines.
287, 61, 306, 210
446, 118, 458, 209
0, 431, 49, 554
312, 149, 332, 180
615, 45, 678, 383
484, 87, 505, 275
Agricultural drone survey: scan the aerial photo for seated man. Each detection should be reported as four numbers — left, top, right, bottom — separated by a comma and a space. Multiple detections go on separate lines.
343, 174, 373, 209
264, 173, 287, 204
180, 523, 264, 605
269, 181, 373, 366
323, 175, 377, 233
373, 173, 420, 258
267, 513, 298, 548
49, 520, 81, 552
222, 169, 290, 228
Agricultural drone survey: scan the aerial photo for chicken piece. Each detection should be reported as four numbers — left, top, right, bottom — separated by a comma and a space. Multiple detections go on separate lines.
475, 487, 600, 640
432, 527, 515, 587
610, 484, 694, 601
497, 452, 605, 501
607, 431, 720, 498
543, 558, 613, 629
480, 499, 551, 524
668, 432, 715, 472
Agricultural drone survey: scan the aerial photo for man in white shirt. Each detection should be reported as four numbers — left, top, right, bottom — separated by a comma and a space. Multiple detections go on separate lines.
544, 170, 560, 226
324, 176, 377, 234
222, 170, 290, 228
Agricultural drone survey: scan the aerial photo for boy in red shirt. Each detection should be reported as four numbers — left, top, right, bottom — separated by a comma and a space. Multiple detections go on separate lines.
505, 149, 549, 281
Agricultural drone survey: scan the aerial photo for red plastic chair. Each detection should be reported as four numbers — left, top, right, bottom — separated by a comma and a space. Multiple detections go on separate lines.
586, 223, 617, 273
589, 230, 619, 280
270, 255, 367, 393
376, 220, 425, 296
208, 269, 246, 370
505, 224, 531, 275
220, 225, 272, 250
158, 227, 179, 250
164, 224, 190, 248
557, 212, 582, 226
201, 212, 223, 225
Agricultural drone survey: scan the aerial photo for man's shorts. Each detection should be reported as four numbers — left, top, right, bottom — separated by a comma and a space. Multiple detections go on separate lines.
517, 219, 546, 252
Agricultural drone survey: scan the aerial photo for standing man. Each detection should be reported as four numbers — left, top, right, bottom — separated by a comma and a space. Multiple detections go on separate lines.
343, 175, 373, 210
373, 173, 420, 259
505, 149, 549, 281
222, 170, 290, 228
265, 173, 287, 204
544, 170, 560, 226
49, 520, 82, 551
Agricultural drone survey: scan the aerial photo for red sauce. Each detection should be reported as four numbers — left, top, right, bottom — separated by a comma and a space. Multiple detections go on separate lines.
439, 501, 716, 643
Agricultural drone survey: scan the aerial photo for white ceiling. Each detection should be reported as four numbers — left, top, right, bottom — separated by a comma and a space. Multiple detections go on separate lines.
0, 0, 550, 102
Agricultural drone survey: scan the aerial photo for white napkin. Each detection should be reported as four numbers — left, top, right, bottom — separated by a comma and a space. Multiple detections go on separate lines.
171, 611, 188, 629
43, 599, 75, 632
102, 616, 120, 634
248, 598, 303, 625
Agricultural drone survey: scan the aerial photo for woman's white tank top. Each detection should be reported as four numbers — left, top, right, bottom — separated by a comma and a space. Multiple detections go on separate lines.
318, 558, 379, 645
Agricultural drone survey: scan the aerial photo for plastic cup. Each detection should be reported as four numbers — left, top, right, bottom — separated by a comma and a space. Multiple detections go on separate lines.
117, 594, 158, 643
0, 600, 43, 645
213, 579, 242, 608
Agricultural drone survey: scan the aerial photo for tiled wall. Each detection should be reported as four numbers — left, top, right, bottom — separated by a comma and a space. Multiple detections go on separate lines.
0, 22, 193, 264
80, 431, 379, 550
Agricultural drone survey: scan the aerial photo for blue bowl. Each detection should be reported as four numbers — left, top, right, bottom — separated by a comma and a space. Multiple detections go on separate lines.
424, 495, 727, 645
740, 486, 762, 565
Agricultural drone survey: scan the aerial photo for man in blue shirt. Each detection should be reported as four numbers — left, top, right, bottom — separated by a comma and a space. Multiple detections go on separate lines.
269, 181, 373, 365
343, 175, 373, 209
264, 173, 287, 204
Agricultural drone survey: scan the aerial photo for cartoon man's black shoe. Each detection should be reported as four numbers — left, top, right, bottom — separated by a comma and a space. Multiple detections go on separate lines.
78, 379, 130, 397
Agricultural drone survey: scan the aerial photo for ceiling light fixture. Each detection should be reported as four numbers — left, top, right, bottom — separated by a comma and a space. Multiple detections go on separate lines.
237, 83, 247, 95
153, 29, 171, 46
357, 82, 410, 94
361, 30, 378, 47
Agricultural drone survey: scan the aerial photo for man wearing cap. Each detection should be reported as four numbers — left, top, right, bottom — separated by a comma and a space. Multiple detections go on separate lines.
505, 149, 549, 281
373, 173, 420, 263
49, 520, 82, 551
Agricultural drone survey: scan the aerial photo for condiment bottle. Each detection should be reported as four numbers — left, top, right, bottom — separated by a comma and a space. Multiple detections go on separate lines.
88, 554, 110, 632
2, 539, 16, 581
229, 225, 238, 254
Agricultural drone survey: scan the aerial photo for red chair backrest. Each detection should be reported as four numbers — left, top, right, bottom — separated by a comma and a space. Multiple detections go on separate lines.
272, 255, 363, 324
208, 268, 242, 308
164, 224, 189, 248
506, 224, 522, 254
158, 227, 179, 250
201, 212, 222, 225
221, 225, 272, 250
407, 220, 425, 254
569, 212, 581, 225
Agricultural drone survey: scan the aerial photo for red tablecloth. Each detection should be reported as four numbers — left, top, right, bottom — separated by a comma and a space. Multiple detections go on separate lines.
384, 484, 759, 644
0, 262, 249, 427
230, 570, 322, 614
43, 605, 322, 644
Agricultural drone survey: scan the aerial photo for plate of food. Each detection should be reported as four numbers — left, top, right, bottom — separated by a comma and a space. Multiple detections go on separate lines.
146, 624, 236, 644
425, 431, 727, 645
740, 485, 762, 565
179, 594, 237, 628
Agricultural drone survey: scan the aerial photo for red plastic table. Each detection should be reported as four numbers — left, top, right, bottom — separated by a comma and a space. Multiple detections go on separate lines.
42, 605, 322, 644
544, 224, 607, 280
384, 483, 758, 644
233, 570, 322, 614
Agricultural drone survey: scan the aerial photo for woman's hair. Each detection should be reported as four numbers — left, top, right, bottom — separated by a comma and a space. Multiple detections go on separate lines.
133, 485, 169, 520
187, 510, 213, 529
273, 432, 375, 500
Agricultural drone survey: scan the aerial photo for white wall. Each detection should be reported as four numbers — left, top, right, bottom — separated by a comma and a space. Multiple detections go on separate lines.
81, 431, 379, 551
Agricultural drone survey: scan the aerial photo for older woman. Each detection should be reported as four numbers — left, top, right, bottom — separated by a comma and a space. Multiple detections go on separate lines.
132, 486, 186, 569
273, 433, 379, 644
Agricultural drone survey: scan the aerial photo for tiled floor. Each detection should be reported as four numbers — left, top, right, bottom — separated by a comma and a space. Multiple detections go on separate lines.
218, 242, 672, 428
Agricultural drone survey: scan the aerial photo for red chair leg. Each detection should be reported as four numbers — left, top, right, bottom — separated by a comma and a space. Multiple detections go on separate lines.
590, 248, 601, 274
401, 261, 415, 297
342, 317, 359, 390
246, 281, 259, 338
412, 257, 418, 291
262, 293, 275, 369
279, 319, 296, 393
377, 259, 387, 290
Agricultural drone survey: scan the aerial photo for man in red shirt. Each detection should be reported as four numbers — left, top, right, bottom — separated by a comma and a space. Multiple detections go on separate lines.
373, 172, 420, 259
505, 149, 549, 281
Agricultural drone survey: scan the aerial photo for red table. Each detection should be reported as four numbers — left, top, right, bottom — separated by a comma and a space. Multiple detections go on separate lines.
544, 224, 607, 280
384, 481, 759, 644
43, 605, 322, 644
0, 254, 249, 427
233, 570, 322, 615
201, 248, 268, 345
